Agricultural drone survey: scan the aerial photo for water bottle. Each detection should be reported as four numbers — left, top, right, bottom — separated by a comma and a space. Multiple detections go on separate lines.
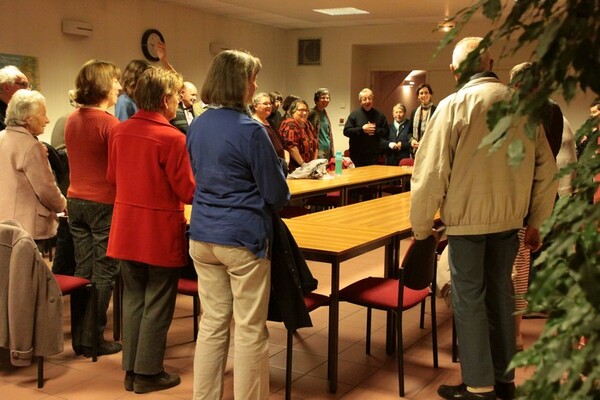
335, 151, 343, 175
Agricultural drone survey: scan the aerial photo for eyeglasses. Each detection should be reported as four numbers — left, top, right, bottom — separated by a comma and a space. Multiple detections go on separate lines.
15, 81, 31, 89
296, 108, 309, 113
259, 102, 272, 106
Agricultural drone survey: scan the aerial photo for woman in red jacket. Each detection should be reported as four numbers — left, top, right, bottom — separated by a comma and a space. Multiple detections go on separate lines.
107, 67, 195, 394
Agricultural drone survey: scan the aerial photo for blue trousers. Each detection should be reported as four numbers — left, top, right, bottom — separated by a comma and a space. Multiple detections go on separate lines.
448, 230, 518, 387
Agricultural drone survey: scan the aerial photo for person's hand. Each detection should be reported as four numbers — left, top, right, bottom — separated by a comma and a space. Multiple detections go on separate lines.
523, 225, 542, 252
394, 142, 402, 150
362, 122, 376, 135
411, 139, 419, 149
156, 41, 167, 61
41, 142, 49, 157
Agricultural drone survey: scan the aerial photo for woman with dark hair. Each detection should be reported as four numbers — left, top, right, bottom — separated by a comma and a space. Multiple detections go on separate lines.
409, 83, 436, 152
115, 43, 175, 122
281, 94, 299, 119
187, 50, 289, 400
65, 59, 122, 358
279, 99, 318, 172
115, 59, 150, 121
107, 66, 194, 394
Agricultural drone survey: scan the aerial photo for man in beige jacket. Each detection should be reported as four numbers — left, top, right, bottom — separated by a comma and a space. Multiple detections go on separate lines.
410, 37, 557, 400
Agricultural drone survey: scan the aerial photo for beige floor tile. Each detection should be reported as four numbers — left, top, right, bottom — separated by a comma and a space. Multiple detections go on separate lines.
0, 241, 548, 399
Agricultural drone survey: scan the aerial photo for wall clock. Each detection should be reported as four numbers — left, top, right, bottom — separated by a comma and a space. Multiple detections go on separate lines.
141, 29, 165, 62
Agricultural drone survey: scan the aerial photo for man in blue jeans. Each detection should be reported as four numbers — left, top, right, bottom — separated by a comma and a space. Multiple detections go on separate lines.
410, 37, 558, 400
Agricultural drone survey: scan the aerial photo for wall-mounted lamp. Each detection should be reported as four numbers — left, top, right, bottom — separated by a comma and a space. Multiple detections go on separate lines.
437, 19, 456, 33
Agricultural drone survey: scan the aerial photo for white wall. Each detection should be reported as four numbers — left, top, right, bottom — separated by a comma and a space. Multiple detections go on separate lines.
0, 0, 287, 142
283, 22, 595, 151
2, 1, 594, 147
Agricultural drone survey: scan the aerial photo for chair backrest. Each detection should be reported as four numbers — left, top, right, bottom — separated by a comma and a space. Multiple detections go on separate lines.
399, 158, 414, 167
401, 233, 439, 290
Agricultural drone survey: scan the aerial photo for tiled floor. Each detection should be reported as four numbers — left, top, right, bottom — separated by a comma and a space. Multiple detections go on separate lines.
0, 241, 544, 399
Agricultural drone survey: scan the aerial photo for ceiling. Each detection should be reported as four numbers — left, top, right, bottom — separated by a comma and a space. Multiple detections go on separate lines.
157, 0, 482, 30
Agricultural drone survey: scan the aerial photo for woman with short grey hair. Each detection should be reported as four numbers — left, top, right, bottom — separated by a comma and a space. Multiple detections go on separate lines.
0, 89, 66, 239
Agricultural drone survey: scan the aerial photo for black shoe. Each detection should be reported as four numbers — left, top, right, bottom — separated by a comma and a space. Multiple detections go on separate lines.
494, 381, 516, 400
82, 341, 122, 358
124, 371, 135, 391
133, 370, 181, 394
73, 345, 83, 356
438, 383, 496, 399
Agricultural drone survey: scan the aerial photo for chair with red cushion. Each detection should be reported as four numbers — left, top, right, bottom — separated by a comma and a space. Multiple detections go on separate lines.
338, 232, 439, 397
284, 292, 329, 400
177, 277, 200, 340
381, 158, 415, 195
304, 191, 341, 211
399, 158, 414, 167
37, 274, 97, 388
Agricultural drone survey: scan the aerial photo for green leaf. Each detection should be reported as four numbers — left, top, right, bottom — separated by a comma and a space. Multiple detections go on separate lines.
507, 139, 525, 166
482, 0, 502, 19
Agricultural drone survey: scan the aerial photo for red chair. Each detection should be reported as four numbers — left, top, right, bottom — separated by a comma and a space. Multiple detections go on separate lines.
38, 274, 97, 388
399, 158, 414, 167
278, 206, 311, 219
284, 292, 329, 400
177, 277, 200, 341
339, 232, 439, 397
303, 191, 341, 211
381, 158, 414, 195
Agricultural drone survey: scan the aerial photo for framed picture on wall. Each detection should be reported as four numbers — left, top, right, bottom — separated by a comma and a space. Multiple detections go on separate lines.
0, 53, 40, 90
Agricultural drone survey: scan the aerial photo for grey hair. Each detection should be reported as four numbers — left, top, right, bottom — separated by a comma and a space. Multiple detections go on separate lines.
358, 88, 373, 101
0, 65, 24, 86
5, 89, 45, 127
451, 37, 491, 72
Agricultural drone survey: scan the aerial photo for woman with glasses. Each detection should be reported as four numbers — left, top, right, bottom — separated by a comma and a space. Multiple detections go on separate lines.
279, 99, 318, 172
251, 92, 287, 160
107, 66, 194, 394
65, 59, 122, 358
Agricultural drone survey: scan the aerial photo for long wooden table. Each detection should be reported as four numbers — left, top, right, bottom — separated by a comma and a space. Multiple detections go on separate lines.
282, 219, 395, 393
287, 165, 412, 205
294, 192, 442, 382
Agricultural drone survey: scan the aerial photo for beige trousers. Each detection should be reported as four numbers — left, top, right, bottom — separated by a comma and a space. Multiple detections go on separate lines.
190, 240, 271, 400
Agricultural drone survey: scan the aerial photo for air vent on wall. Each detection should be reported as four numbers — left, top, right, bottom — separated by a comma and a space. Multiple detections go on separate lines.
298, 39, 321, 66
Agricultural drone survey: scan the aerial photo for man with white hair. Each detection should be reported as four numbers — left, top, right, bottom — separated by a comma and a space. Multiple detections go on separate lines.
0, 65, 31, 130
170, 81, 198, 134
343, 88, 388, 166
410, 37, 557, 400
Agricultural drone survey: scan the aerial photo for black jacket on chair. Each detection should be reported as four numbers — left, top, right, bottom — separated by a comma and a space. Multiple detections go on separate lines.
268, 214, 318, 331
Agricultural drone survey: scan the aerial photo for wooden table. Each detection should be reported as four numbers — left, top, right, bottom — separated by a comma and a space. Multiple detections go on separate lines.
287, 165, 412, 205
283, 219, 395, 393
295, 192, 441, 357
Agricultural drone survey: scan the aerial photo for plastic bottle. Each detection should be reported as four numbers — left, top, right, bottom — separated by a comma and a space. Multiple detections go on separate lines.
335, 151, 343, 175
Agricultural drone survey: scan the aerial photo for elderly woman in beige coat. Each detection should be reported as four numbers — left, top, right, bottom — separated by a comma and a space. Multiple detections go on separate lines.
0, 89, 66, 240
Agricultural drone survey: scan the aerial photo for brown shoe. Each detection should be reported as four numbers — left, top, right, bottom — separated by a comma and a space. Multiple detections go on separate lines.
133, 370, 181, 394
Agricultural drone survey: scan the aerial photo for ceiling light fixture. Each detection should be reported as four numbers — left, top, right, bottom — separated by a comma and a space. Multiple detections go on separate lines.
313, 7, 370, 16
437, 19, 456, 32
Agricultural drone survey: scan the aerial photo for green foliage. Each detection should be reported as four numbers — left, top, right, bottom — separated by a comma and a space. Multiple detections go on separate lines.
441, 0, 600, 398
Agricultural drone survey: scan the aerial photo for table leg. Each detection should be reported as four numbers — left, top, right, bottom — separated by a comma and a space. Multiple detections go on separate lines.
328, 259, 340, 393
340, 187, 348, 206
385, 236, 400, 354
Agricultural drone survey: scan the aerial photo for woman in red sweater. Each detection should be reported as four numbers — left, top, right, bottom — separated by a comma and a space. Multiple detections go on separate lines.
65, 60, 122, 357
